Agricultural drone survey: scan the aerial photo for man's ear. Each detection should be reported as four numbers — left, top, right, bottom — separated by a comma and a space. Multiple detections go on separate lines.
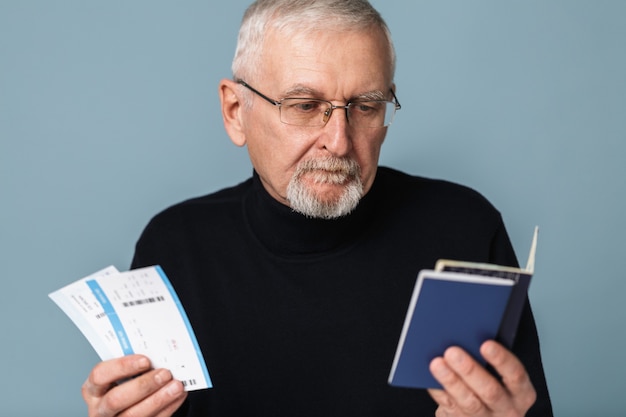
219, 79, 247, 147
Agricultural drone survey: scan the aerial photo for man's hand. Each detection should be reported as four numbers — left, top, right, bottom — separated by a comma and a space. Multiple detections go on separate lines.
82, 354, 187, 417
428, 341, 536, 417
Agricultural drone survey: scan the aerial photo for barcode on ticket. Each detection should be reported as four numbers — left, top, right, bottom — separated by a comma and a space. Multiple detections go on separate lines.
181, 379, 197, 388
122, 296, 165, 308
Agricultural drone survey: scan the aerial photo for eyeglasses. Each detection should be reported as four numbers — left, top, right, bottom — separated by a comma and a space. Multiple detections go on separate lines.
237, 80, 401, 128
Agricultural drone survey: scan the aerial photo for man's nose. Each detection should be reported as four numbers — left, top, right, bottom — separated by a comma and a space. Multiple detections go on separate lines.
321, 106, 352, 156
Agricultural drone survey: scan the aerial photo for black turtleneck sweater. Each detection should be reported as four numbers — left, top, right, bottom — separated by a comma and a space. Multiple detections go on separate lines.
131, 166, 552, 416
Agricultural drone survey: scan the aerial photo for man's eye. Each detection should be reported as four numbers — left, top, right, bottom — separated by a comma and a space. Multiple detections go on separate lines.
290, 101, 322, 112
352, 102, 380, 113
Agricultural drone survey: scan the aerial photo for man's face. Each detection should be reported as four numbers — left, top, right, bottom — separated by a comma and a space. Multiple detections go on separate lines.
239, 27, 393, 217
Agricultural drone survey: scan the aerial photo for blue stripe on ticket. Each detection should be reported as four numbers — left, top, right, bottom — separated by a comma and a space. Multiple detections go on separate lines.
86, 280, 134, 356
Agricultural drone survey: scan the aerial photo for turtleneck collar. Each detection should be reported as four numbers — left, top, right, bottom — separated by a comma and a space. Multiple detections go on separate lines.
243, 170, 379, 258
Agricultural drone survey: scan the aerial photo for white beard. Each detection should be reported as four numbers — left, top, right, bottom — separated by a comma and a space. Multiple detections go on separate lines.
286, 156, 364, 219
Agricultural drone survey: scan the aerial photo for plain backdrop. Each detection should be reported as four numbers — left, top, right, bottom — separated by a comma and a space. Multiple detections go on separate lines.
1, 1, 625, 415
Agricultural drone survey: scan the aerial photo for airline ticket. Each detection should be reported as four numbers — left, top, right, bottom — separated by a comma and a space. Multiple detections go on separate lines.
49, 265, 211, 391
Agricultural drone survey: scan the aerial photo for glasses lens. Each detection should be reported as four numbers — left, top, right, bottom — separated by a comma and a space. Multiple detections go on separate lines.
279, 98, 397, 128
348, 101, 396, 128
280, 99, 328, 127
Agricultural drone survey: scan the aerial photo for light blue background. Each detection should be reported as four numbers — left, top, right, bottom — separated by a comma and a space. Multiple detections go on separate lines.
1, 1, 624, 415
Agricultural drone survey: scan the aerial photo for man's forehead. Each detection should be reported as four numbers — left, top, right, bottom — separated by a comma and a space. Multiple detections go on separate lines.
279, 84, 388, 101
256, 29, 393, 97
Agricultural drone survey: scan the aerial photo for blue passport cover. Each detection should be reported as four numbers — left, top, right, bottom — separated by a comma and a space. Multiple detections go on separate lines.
388, 270, 514, 389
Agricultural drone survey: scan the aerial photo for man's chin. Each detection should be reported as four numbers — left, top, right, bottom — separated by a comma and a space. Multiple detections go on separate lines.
286, 158, 364, 218
286, 177, 364, 219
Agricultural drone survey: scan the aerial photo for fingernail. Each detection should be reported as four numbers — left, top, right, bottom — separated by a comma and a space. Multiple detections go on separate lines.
447, 347, 463, 365
431, 359, 450, 378
482, 341, 498, 358
166, 380, 184, 396
154, 369, 172, 385
136, 356, 150, 370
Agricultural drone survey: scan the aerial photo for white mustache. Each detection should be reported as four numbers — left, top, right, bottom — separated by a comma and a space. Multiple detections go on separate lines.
293, 157, 361, 184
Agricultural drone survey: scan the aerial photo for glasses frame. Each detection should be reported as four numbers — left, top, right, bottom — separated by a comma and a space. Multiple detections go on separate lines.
237, 79, 401, 128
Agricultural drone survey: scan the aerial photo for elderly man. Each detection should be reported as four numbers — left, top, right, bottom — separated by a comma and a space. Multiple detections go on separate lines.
82, 0, 552, 416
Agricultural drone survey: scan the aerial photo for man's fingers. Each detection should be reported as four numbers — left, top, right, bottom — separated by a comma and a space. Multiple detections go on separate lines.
429, 355, 488, 415
83, 355, 152, 398
430, 343, 538, 416
82, 354, 188, 417
114, 378, 187, 417
443, 346, 511, 408
480, 341, 537, 410
85, 367, 185, 417
101, 369, 172, 413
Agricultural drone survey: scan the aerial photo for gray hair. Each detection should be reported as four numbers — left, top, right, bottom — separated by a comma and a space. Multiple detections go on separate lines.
231, 0, 396, 83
